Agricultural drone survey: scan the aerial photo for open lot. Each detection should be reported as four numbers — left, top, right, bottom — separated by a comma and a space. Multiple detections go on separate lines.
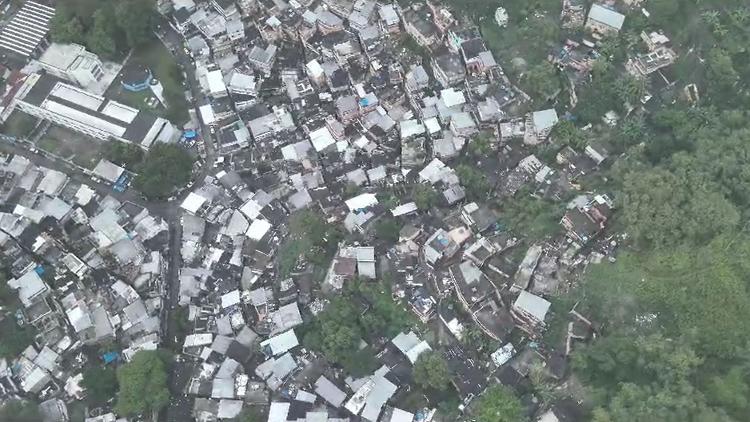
35, 125, 105, 170
2, 111, 39, 139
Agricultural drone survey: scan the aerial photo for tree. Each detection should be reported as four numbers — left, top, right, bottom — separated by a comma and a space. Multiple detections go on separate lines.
620, 168, 739, 247
0, 317, 37, 359
523, 62, 560, 100
86, 9, 116, 58
473, 385, 526, 422
115, 350, 170, 417
374, 218, 401, 243
413, 351, 450, 391
706, 49, 739, 94
550, 120, 587, 149
133, 144, 193, 199
456, 164, 491, 202
591, 382, 733, 422
461, 326, 498, 353
0, 400, 42, 422
647, 0, 681, 26
580, 235, 750, 358
278, 210, 343, 276
82, 365, 118, 405
614, 75, 647, 106
303, 298, 362, 366
51, 15, 84, 44
468, 133, 493, 157
413, 184, 437, 210
705, 367, 750, 416
105, 140, 144, 169
116, 0, 157, 48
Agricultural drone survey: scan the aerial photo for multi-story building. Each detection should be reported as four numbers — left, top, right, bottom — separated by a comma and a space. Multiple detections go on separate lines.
402, 9, 440, 49
36, 43, 112, 94
247, 44, 277, 76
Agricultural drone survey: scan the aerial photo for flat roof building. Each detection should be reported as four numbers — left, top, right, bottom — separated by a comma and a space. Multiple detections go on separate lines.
13, 74, 179, 149
35, 43, 120, 95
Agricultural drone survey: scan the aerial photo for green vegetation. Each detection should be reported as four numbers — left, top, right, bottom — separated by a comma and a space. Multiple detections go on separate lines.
108, 40, 191, 124
278, 210, 343, 277
115, 350, 170, 417
472, 385, 526, 422
303, 280, 416, 376
456, 164, 491, 202
165, 306, 190, 350
1, 111, 37, 138
82, 365, 118, 405
498, 191, 564, 240
550, 120, 588, 150
461, 326, 499, 355
0, 317, 37, 359
36, 125, 104, 169
413, 351, 451, 391
104, 140, 144, 170
468, 132, 493, 157
0, 400, 42, 422
236, 407, 266, 422
51, 0, 157, 59
374, 218, 401, 244
133, 144, 193, 199
522, 62, 561, 101
413, 184, 438, 210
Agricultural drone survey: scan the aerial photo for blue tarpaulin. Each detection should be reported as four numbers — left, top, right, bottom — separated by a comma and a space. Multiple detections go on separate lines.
34, 266, 44, 275
102, 352, 119, 364
184, 130, 198, 139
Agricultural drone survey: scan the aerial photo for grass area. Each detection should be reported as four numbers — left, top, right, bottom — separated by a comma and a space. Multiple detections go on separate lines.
2, 111, 38, 138
106, 40, 190, 125
36, 126, 104, 169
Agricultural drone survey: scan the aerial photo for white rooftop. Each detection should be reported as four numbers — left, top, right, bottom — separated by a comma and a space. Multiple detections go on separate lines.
588, 3, 625, 30
92, 159, 125, 184
181, 192, 207, 214
514, 290, 551, 322
246, 218, 272, 241
345, 193, 378, 212
260, 329, 299, 356
309, 126, 336, 152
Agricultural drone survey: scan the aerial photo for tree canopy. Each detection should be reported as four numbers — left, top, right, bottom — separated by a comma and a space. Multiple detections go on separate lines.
473, 385, 526, 422
277, 210, 343, 277
115, 350, 170, 417
83, 365, 119, 405
50, 0, 156, 59
456, 164, 491, 202
374, 218, 401, 244
133, 144, 193, 199
413, 351, 451, 391
104, 141, 144, 170
303, 280, 415, 376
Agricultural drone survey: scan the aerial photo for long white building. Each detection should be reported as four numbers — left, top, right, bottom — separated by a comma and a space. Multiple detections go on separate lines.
12, 73, 180, 149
